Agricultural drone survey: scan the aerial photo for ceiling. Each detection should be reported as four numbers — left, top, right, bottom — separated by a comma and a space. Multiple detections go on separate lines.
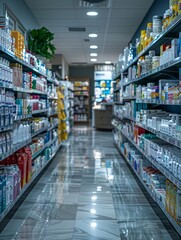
24, 0, 154, 65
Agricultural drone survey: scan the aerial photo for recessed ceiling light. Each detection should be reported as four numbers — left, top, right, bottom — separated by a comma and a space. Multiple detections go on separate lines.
87, 11, 98, 16
91, 58, 97, 62
89, 33, 98, 38
90, 53, 98, 57
90, 45, 98, 49
105, 61, 111, 64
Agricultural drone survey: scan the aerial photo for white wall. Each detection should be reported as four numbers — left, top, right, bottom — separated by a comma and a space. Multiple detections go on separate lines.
0, 0, 40, 30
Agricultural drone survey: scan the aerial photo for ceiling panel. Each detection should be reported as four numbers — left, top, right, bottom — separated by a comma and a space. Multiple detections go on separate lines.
112, 0, 154, 9
24, 0, 154, 64
24, 0, 74, 9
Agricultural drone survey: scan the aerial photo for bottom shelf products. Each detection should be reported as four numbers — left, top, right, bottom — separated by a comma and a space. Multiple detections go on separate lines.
113, 123, 181, 236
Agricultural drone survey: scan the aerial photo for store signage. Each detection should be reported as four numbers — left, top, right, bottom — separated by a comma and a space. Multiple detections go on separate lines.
94, 71, 112, 80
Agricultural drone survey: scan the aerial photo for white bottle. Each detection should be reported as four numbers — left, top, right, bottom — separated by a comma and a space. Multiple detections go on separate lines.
18, 123, 23, 143
13, 123, 18, 145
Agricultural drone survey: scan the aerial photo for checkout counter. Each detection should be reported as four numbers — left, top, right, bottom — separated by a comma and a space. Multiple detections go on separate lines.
92, 103, 113, 130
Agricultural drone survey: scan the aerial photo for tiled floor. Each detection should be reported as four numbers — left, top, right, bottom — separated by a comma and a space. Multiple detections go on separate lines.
0, 126, 180, 240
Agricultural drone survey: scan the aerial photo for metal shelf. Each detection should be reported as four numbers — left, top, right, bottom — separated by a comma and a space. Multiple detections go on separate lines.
47, 137, 58, 147
48, 123, 58, 131
47, 78, 59, 86
113, 102, 124, 104
32, 144, 48, 160
32, 109, 48, 115
123, 96, 136, 101
0, 45, 47, 77
74, 95, 89, 97
123, 115, 136, 122
13, 87, 47, 95
122, 14, 181, 73
14, 114, 32, 121
48, 111, 58, 117
113, 72, 121, 80
123, 56, 181, 87
68, 87, 74, 92
115, 126, 181, 190
0, 126, 13, 133
113, 87, 121, 92
0, 142, 62, 222
136, 122, 181, 148
31, 126, 48, 138
0, 82, 13, 89
113, 114, 136, 122
0, 139, 32, 161
136, 99, 181, 105
115, 142, 181, 236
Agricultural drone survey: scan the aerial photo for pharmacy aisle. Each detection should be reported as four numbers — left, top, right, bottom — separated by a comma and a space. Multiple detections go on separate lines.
0, 127, 179, 240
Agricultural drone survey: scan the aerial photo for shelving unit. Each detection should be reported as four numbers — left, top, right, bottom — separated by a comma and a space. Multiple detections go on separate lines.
114, 140, 181, 236
0, 142, 62, 222
112, 7, 181, 237
71, 78, 90, 123
112, 120, 181, 235
0, 30, 63, 222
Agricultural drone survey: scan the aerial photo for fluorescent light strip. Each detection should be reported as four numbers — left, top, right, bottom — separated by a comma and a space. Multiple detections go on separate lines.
89, 33, 98, 38
90, 53, 98, 57
90, 45, 98, 49
87, 11, 98, 16
91, 58, 97, 62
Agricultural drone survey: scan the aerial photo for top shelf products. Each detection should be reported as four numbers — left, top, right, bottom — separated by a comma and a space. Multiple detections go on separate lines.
115, 1, 181, 76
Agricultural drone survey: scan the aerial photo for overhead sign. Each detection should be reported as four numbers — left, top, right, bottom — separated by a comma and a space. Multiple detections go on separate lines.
94, 71, 112, 80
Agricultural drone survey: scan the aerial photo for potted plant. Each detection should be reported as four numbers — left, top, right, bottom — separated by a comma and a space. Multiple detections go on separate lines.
28, 27, 56, 59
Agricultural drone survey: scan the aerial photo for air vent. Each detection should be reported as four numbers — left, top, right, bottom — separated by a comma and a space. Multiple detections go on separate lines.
68, 27, 86, 32
79, 0, 110, 8
71, 62, 87, 65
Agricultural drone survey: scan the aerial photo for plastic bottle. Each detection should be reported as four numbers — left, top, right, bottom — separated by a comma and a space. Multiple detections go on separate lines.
152, 16, 163, 34
166, 9, 171, 28
136, 38, 140, 55
146, 23, 152, 46
13, 123, 18, 145
137, 57, 143, 78
23, 123, 26, 141
170, 0, 178, 21
140, 30, 146, 51
17, 123, 23, 143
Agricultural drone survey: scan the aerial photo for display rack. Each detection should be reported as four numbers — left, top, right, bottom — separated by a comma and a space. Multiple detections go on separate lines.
0, 29, 62, 222
71, 78, 90, 123
114, 139, 181, 236
112, 6, 181, 237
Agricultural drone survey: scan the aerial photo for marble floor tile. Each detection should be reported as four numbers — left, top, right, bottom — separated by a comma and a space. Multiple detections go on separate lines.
14, 220, 75, 240
73, 220, 120, 240
78, 192, 113, 204
76, 204, 116, 220
117, 220, 180, 240
30, 204, 78, 221
114, 204, 160, 221
80, 183, 110, 193
112, 192, 153, 205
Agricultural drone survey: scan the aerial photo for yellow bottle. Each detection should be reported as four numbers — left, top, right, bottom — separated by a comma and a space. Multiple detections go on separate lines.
170, 0, 178, 21
140, 30, 146, 52
146, 23, 152, 46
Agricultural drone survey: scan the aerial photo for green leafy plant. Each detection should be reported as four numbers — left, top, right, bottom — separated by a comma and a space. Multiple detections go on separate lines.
28, 27, 56, 59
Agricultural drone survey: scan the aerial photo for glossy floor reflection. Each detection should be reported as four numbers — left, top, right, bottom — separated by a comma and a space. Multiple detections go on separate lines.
0, 126, 180, 240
